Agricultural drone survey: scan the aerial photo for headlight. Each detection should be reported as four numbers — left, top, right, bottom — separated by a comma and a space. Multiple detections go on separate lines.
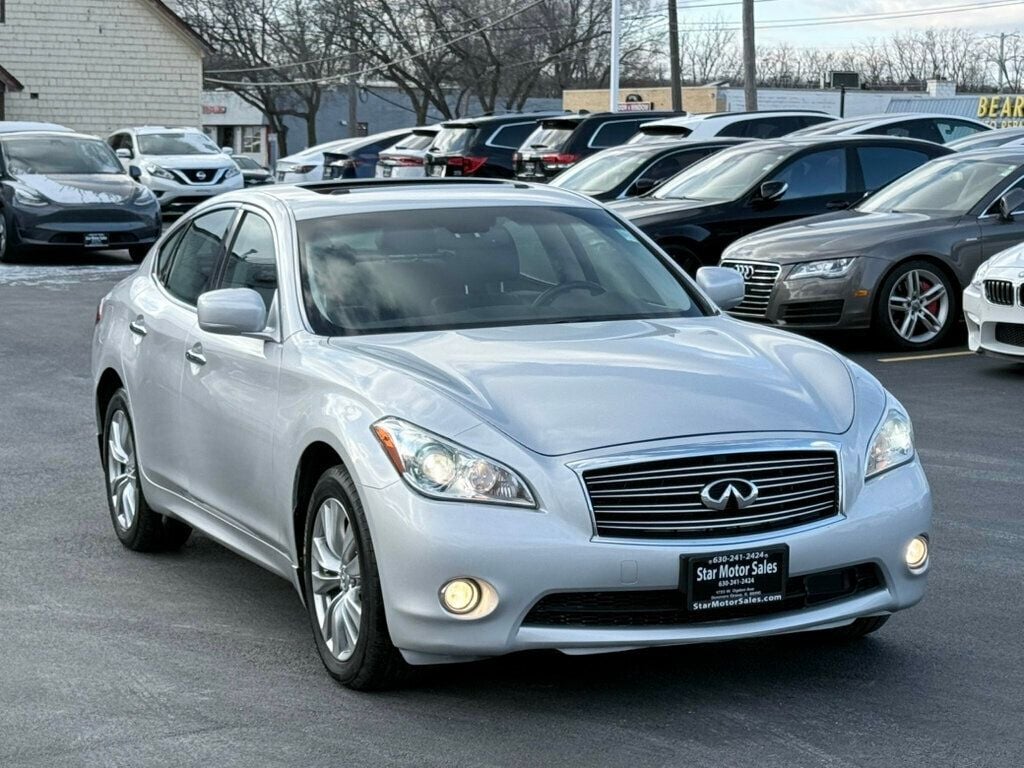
866, 409, 915, 479
131, 185, 156, 206
371, 417, 536, 507
143, 163, 175, 180
224, 166, 240, 179
13, 185, 48, 207
788, 257, 857, 280
969, 260, 991, 288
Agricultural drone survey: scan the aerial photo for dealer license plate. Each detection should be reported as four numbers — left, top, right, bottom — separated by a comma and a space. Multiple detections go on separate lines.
381, 165, 393, 177
427, 164, 444, 177
685, 545, 788, 612
83, 233, 109, 248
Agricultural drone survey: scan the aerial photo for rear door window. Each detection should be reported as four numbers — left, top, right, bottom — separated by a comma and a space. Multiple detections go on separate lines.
488, 122, 538, 149
856, 146, 932, 192
771, 148, 848, 199
590, 120, 645, 147
219, 212, 278, 310
867, 120, 943, 144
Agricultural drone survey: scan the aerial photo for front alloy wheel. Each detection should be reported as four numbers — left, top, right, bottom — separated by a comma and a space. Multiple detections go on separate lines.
877, 261, 955, 350
310, 498, 363, 662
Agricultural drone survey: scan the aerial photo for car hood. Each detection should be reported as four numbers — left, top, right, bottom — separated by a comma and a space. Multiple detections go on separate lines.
985, 241, 1024, 270
12, 173, 137, 204
145, 154, 233, 170
329, 317, 855, 456
725, 210, 957, 263
608, 196, 718, 221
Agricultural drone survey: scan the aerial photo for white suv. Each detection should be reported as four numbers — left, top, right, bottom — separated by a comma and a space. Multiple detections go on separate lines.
107, 127, 243, 214
628, 111, 835, 143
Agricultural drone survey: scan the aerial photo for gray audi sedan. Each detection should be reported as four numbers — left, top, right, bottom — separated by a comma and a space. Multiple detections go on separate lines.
722, 149, 1024, 349
92, 179, 931, 689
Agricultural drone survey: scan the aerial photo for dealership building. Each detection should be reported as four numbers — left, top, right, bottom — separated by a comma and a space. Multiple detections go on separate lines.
0, 0, 207, 136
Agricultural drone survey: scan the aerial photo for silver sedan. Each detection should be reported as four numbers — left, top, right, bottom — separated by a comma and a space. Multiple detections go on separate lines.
92, 180, 932, 690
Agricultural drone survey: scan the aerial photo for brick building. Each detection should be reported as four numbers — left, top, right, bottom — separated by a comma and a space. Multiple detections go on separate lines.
0, 0, 208, 135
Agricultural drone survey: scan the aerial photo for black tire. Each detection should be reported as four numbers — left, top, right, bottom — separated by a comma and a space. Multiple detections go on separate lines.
127, 245, 150, 264
0, 211, 20, 264
665, 244, 702, 277
303, 466, 408, 690
820, 615, 890, 641
873, 260, 957, 351
102, 389, 192, 552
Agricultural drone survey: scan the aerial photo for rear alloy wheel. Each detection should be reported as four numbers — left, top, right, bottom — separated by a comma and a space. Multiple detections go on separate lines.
102, 389, 192, 552
876, 261, 955, 350
303, 466, 408, 690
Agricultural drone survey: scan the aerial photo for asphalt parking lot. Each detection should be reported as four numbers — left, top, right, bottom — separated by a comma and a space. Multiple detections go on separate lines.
1, 252, 1021, 768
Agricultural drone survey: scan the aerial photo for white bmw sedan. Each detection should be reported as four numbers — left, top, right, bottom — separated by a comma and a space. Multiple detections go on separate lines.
964, 242, 1024, 360
92, 180, 932, 690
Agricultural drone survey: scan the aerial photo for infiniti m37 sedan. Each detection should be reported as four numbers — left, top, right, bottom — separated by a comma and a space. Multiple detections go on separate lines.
92, 179, 932, 690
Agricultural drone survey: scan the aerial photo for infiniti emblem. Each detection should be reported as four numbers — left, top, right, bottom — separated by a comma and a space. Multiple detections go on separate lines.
700, 478, 759, 511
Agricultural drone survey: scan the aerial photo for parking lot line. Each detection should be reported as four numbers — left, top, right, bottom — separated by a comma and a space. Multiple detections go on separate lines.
877, 350, 973, 363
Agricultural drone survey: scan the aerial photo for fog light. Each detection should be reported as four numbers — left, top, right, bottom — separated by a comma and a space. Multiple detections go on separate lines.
905, 535, 929, 572
441, 578, 481, 614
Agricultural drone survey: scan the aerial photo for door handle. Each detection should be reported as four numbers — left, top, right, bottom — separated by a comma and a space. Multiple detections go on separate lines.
128, 318, 147, 337
825, 200, 850, 210
185, 344, 207, 366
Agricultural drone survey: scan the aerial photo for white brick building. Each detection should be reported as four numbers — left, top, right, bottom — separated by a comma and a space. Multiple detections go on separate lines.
0, 0, 208, 136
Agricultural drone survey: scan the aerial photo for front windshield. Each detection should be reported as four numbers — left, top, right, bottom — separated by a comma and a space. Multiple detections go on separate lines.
1, 135, 123, 175
299, 205, 704, 335
550, 150, 655, 194
858, 157, 1021, 215
138, 132, 220, 155
653, 146, 789, 201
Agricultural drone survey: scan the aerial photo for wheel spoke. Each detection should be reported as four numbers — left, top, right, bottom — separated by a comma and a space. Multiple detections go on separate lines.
909, 270, 921, 297
341, 590, 362, 649
312, 537, 341, 575
321, 499, 346, 560
919, 307, 942, 333
330, 593, 348, 651
322, 593, 343, 646
889, 295, 911, 310
122, 483, 137, 526
340, 521, 357, 568
899, 311, 917, 338
920, 283, 946, 304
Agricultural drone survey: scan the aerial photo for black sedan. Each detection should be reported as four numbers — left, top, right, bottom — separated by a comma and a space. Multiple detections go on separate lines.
720, 148, 1024, 350
0, 130, 161, 263
232, 155, 274, 186
610, 136, 951, 274
548, 138, 749, 201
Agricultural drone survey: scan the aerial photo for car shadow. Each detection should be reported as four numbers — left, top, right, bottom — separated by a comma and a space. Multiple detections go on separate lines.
2, 248, 136, 267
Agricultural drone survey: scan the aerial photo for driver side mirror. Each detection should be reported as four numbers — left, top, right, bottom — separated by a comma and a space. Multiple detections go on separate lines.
128, 166, 142, 181
197, 288, 268, 336
115, 148, 133, 160
696, 267, 745, 311
998, 188, 1024, 221
757, 180, 788, 202
221, 146, 234, 155
631, 177, 659, 196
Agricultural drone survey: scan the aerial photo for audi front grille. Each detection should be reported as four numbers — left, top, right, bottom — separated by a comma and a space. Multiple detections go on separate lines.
721, 261, 781, 318
582, 450, 840, 539
984, 279, 1015, 306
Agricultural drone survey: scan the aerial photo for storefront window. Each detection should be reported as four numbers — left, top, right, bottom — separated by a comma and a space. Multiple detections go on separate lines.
241, 126, 263, 154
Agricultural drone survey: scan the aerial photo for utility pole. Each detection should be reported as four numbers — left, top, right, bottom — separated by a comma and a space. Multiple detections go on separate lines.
668, 0, 682, 112
347, 0, 358, 136
610, 0, 621, 111
985, 31, 1021, 93
742, 0, 757, 110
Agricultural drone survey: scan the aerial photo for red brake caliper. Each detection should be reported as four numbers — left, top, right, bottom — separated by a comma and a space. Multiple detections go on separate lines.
920, 278, 939, 316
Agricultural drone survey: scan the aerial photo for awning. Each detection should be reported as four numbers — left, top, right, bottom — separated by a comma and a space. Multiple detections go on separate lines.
0, 65, 24, 92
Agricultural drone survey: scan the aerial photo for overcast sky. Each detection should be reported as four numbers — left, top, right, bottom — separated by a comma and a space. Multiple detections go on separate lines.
681, 0, 1024, 49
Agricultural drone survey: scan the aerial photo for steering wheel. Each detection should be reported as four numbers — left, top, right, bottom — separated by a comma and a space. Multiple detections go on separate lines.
532, 280, 607, 307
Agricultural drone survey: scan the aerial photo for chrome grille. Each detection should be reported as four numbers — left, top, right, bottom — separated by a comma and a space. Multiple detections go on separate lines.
984, 279, 1015, 306
721, 261, 781, 318
583, 450, 840, 539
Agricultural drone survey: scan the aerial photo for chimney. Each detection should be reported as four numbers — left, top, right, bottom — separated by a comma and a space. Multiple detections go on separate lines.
926, 78, 956, 98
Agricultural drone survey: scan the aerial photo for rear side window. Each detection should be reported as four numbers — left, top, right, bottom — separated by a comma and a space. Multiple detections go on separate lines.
432, 127, 476, 154
867, 120, 942, 144
936, 119, 986, 143
220, 212, 278, 310
720, 116, 806, 139
590, 120, 644, 148
163, 208, 235, 306
521, 123, 577, 151
771, 148, 848, 199
488, 122, 538, 149
856, 146, 932, 192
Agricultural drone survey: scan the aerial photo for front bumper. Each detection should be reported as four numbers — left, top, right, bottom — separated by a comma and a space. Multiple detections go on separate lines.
143, 173, 243, 213
963, 281, 1024, 358
361, 455, 931, 665
10, 204, 161, 248
724, 257, 891, 330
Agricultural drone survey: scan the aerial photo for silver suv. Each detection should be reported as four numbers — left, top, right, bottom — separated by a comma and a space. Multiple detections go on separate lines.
107, 126, 243, 215
92, 179, 931, 689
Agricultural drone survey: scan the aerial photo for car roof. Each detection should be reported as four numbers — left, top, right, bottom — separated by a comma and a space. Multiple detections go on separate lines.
215, 179, 605, 220
936, 146, 1024, 161
597, 137, 753, 154
797, 113, 991, 134
0, 121, 74, 134
712, 134, 949, 151
538, 111, 683, 126
641, 110, 831, 129
439, 111, 565, 128
0, 129, 106, 142
119, 126, 206, 135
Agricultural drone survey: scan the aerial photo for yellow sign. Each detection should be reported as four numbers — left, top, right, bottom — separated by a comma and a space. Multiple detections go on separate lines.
977, 95, 1024, 126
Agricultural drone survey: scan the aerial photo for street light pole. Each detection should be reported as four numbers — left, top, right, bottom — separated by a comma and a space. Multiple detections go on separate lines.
668, 0, 682, 112
610, 0, 621, 111
347, 0, 358, 137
